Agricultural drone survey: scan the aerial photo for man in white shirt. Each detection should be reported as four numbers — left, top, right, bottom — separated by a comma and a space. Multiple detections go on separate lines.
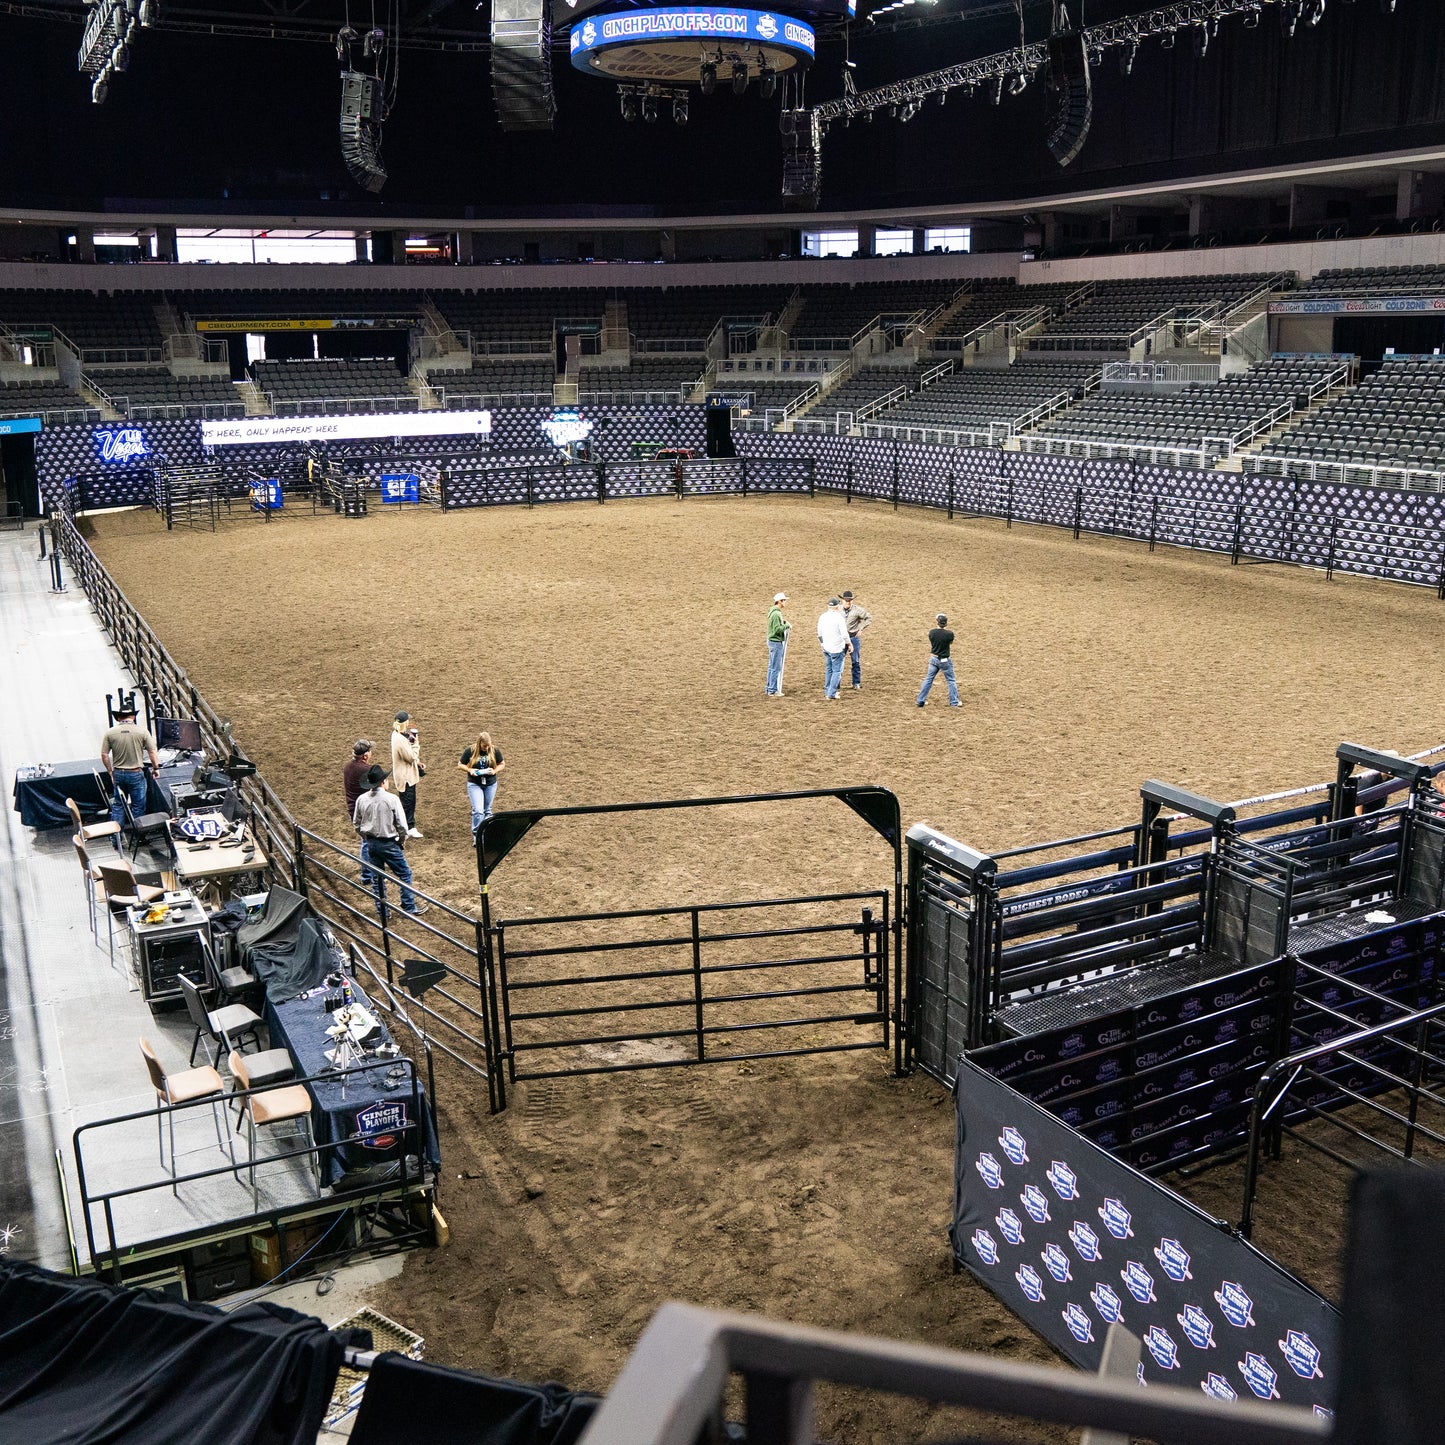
816, 597, 852, 701
352, 765, 428, 917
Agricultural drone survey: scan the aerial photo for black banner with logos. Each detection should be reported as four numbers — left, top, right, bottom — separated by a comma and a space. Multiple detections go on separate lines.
950, 1060, 1339, 1418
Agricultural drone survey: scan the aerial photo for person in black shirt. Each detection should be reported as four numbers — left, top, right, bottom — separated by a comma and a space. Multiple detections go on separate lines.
916, 613, 960, 708
459, 732, 506, 838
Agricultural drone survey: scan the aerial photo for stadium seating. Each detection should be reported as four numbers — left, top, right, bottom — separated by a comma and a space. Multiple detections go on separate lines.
0, 378, 97, 420
1026, 274, 1270, 352
578, 357, 705, 398
431, 290, 607, 350
1026, 357, 1343, 461
0, 290, 164, 353
1254, 356, 1445, 478
624, 286, 793, 345
869, 359, 1101, 434
801, 362, 935, 422
252, 358, 415, 414
789, 280, 960, 343
929, 279, 1080, 342
1294, 265, 1445, 297
431, 360, 555, 404
84, 366, 244, 417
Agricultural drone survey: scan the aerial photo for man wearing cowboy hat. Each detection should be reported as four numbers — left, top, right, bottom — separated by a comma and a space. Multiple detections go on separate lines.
100, 698, 159, 832
765, 592, 792, 697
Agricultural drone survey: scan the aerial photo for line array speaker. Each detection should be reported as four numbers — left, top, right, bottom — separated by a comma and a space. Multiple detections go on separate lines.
339, 70, 387, 193
1044, 28, 1092, 168
491, 0, 556, 132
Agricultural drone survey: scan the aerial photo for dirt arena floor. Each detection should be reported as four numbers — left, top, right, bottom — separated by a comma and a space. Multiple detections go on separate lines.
86, 496, 1445, 1441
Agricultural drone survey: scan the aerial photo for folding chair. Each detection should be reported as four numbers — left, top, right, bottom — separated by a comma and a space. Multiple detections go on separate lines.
139, 1037, 232, 1195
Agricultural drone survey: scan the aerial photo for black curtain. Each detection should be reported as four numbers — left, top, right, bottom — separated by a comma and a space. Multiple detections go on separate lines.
1334, 316, 1445, 370
0, 1259, 345, 1445
0, 435, 39, 517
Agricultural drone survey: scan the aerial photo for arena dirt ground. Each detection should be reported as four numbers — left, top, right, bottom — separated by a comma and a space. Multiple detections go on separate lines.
86, 496, 1445, 1441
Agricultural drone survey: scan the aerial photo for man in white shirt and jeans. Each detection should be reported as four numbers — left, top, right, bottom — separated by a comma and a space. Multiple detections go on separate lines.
816, 597, 853, 701
352, 765, 428, 918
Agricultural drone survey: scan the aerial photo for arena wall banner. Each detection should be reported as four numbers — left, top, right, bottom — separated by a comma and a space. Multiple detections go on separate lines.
951, 1060, 1339, 1418
199, 412, 492, 447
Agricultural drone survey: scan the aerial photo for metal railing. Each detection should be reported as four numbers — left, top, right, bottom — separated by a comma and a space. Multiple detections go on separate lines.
470, 337, 553, 357
438, 389, 551, 409
1102, 360, 1222, 386
631, 336, 709, 354
1020, 433, 1227, 469
575, 387, 693, 406
1245, 454, 1445, 494
79, 345, 166, 367
269, 394, 420, 417
577, 1301, 1327, 1445
126, 400, 248, 421
0, 403, 99, 425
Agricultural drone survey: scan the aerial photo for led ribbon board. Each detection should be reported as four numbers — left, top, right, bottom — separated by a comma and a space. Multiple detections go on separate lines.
0, 416, 42, 436
570, 8, 815, 77
200, 411, 492, 447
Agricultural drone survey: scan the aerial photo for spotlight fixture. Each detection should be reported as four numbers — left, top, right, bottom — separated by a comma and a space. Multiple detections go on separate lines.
1306, 0, 1326, 25
759, 63, 777, 100
137, 0, 156, 25
78, 0, 150, 100
1193, 22, 1208, 56
1280, 1, 1299, 36
731, 60, 749, 95
1119, 40, 1137, 75
641, 92, 658, 122
699, 60, 717, 95
112, 40, 130, 71
1242, 3, 1261, 28
91, 72, 108, 104
619, 87, 638, 120
1006, 70, 1028, 95
673, 92, 688, 124
1160, 28, 1176, 49
991, 74, 1004, 105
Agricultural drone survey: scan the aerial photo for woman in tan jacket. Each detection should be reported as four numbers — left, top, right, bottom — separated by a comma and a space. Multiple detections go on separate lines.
391, 711, 424, 838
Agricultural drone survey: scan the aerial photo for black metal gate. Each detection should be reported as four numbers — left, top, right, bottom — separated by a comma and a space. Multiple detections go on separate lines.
476, 787, 904, 1107
495, 891, 889, 1082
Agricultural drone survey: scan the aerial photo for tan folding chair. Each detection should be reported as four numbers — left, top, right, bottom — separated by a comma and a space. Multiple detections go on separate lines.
230, 1050, 317, 1208
67, 794, 120, 847
70, 832, 106, 949
95, 860, 165, 981
139, 1037, 232, 1195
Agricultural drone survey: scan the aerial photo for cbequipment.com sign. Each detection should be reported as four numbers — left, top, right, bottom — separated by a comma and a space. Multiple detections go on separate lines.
951, 1060, 1338, 1419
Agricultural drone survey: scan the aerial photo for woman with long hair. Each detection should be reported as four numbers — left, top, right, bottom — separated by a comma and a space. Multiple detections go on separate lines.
458, 730, 505, 838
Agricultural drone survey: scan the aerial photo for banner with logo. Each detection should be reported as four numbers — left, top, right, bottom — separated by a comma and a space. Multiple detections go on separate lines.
92, 424, 153, 466
380, 472, 421, 504
1269, 296, 1445, 315
951, 1060, 1338, 1417
0, 416, 42, 436
249, 478, 282, 511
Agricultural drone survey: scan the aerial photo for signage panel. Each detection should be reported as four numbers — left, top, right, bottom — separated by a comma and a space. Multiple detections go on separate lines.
569, 8, 816, 70
92, 425, 152, 465
952, 1061, 1338, 1416
201, 411, 492, 447
381, 472, 422, 504
0, 416, 42, 436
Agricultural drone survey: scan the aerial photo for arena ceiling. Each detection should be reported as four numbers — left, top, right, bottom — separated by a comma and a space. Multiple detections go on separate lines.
1, 0, 1443, 220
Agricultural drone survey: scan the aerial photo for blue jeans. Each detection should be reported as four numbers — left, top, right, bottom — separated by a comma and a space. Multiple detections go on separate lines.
917, 656, 959, 706
766, 638, 786, 695
363, 836, 417, 915
467, 779, 497, 837
110, 768, 148, 830
823, 649, 845, 698
849, 633, 862, 686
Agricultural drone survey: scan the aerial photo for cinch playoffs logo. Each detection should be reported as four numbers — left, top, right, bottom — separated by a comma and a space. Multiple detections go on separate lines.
999, 1126, 1029, 1166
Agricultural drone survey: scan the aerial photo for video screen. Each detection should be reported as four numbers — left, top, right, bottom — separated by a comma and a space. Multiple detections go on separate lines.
550, 0, 854, 30
157, 717, 204, 752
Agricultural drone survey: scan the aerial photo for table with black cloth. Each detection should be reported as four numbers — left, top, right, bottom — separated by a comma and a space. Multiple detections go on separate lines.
11, 756, 196, 829
265, 986, 440, 1188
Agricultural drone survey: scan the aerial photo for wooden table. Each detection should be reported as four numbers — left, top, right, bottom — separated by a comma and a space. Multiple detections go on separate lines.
171, 813, 268, 902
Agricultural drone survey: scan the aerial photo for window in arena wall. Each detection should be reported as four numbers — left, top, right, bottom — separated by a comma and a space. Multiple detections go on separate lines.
874, 229, 915, 256
175, 230, 360, 264
924, 227, 972, 253
802, 229, 860, 258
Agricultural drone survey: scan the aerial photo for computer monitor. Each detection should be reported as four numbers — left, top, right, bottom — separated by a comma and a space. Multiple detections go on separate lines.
156, 717, 203, 752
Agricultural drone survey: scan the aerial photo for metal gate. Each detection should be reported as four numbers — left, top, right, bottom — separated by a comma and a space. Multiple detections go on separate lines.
476, 787, 904, 1107
495, 891, 889, 1082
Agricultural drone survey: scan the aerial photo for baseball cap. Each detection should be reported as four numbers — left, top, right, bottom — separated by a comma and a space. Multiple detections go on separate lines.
773, 592, 787, 603
936, 613, 948, 625
394, 710, 411, 724
353, 739, 373, 756
828, 597, 840, 606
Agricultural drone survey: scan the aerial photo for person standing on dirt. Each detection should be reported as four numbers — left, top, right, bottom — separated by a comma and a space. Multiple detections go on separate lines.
391, 711, 425, 839
816, 597, 852, 702
841, 590, 872, 691
766, 592, 791, 697
459, 731, 506, 839
343, 739, 376, 883
353, 764, 426, 918
916, 614, 960, 709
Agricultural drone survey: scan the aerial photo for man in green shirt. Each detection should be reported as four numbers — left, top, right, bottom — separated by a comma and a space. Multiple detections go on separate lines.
766, 591, 791, 697
100, 700, 159, 831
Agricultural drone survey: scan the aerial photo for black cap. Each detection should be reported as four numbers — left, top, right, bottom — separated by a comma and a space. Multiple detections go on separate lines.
394, 710, 411, 724
366, 764, 389, 787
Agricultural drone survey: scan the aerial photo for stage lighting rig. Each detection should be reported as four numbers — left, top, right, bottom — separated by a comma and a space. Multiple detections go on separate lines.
77, 0, 145, 103
617, 83, 690, 125
700, 60, 718, 95
641, 91, 658, 122
759, 61, 778, 100
673, 92, 688, 124
732, 60, 749, 95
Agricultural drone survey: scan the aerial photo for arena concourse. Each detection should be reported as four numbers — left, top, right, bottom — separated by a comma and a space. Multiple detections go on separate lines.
2, 2, 1444, 1442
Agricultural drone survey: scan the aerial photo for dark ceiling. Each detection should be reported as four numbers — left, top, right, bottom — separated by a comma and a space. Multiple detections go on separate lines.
1, 0, 1442, 219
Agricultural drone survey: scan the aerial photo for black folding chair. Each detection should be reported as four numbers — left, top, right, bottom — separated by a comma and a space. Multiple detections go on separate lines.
95, 768, 173, 863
